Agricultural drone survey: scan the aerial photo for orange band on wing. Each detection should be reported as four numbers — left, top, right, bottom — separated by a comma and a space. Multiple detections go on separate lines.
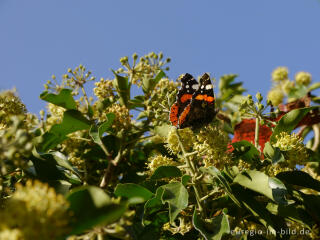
195, 94, 215, 102
178, 104, 191, 126
169, 103, 179, 126
180, 94, 193, 103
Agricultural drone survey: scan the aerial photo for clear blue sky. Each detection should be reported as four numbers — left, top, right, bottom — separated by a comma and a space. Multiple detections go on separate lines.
1, 0, 320, 114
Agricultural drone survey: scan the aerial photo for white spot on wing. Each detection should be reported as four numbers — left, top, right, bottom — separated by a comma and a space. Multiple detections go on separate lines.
205, 84, 213, 90
186, 85, 190, 88
192, 84, 199, 90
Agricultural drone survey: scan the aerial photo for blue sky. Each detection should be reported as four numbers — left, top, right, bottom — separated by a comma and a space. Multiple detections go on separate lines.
1, 0, 319, 114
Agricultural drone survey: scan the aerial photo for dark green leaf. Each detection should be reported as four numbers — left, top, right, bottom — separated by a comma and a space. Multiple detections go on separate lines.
115, 183, 154, 204
144, 187, 165, 217
193, 210, 230, 240
276, 171, 320, 192
200, 166, 241, 207
67, 186, 126, 234
181, 175, 191, 186
263, 142, 285, 164
270, 107, 315, 143
150, 166, 182, 180
112, 71, 130, 106
142, 70, 166, 93
234, 170, 287, 205
40, 88, 77, 110
39, 110, 91, 152
231, 141, 260, 164
161, 182, 188, 223
89, 113, 115, 145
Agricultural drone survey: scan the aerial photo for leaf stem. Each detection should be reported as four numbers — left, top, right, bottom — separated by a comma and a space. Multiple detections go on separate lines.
255, 116, 260, 150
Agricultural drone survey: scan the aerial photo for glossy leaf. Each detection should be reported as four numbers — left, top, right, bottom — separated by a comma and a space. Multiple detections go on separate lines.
276, 171, 320, 192
231, 140, 260, 164
115, 183, 154, 203
40, 88, 77, 110
142, 70, 165, 93
161, 182, 188, 223
112, 71, 130, 106
263, 142, 285, 164
270, 107, 315, 143
39, 110, 91, 152
234, 170, 287, 205
89, 113, 115, 144
193, 210, 230, 240
67, 186, 126, 234
150, 166, 182, 180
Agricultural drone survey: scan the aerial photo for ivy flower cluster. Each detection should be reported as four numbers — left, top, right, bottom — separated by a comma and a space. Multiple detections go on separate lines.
0, 180, 71, 240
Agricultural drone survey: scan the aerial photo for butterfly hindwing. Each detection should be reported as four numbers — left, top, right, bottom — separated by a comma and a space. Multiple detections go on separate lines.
169, 73, 198, 127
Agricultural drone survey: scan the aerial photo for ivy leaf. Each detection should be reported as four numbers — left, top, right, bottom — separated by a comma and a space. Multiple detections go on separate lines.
40, 88, 77, 110
200, 166, 241, 207
38, 110, 91, 152
193, 210, 230, 240
181, 175, 191, 186
231, 140, 260, 164
161, 182, 188, 223
270, 107, 315, 143
67, 186, 126, 234
234, 170, 287, 205
144, 187, 165, 217
112, 71, 130, 107
142, 70, 166, 94
150, 166, 182, 180
263, 142, 285, 164
276, 171, 320, 192
115, 183, 154, 204
89, 113, 115, 145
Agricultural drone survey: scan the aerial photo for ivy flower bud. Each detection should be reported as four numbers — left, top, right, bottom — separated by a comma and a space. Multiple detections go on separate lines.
132, 52, 138, 61
256, 92, 263, 102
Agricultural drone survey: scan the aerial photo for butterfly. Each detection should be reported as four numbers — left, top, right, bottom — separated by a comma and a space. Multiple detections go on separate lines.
169, 73, 218, 129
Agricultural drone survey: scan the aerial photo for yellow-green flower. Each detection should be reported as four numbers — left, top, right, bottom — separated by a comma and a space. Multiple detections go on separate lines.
267, 88, 284, 106
147, 155, 176, 174
295, 71, 312, 86
45, 103, 65, 129
93, 78, 115, 100
271, 67, 289, 82
194, 125, 231, 168
0, 229, 23, 240
0, 90, 26, 129
95, 104, 132, 131
166, 128, 195, 154
273, 132, 308, 168
0, 180, 71, 240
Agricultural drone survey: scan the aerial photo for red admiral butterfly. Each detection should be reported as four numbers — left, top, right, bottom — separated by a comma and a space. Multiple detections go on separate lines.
169, 73, 218, 129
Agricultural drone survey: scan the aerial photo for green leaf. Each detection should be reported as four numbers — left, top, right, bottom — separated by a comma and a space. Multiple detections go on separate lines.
263, 142, 285, 164
181, 174, 191, 186
144, 187, 165, 216
89, 113, 115, 145
270, 107, 315, 143
200, 166, 241, 207
308, 82, 320, 92
40, 88, 77, 110
142, 70, 166, 93
39, 110, 91, 152
234, 170, 287, 205
266, 203, 314, 229
67, 186, 126, 234
115, 183, 154, 204
276, 171, 320, 192
231, 140, 260, 164
161, 182, 188, 223
150, 166, 182, 180
112, 71, 130, 107
193, 210, 230, 240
